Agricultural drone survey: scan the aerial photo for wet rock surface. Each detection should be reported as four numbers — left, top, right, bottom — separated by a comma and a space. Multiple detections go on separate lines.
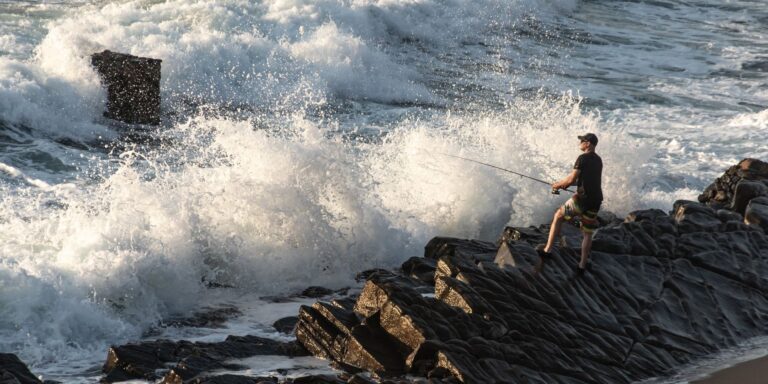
0, 353, 42, 384
10, 159, 768, 384
746, 196, 768, 233
102, 336, 309, 383
91, 50, 162, 125
699, 158, 768, 212
297, 286, 351, 299
163, 306, 243, 329
295, 159, 768, 383
274, 316, 300, 334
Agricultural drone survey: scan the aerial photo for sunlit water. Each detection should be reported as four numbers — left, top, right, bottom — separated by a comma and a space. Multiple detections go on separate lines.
0, 0, 766, 382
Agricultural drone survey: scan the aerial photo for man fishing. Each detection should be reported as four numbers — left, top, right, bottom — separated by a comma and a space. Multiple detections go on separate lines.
538, 133, 603, 274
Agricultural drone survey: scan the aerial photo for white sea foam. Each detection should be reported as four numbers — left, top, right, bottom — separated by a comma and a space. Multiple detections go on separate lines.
366, 94, 663, 235
0, 56, 111, 139
32, 0, 568, 110
0, 0, 577, 140
0, 161, 52, 189
0, 92, 665, 372
0, 0, 583, 374
728, 109, 768, 131
0, 94, 654, 376
1, 0, 766, 381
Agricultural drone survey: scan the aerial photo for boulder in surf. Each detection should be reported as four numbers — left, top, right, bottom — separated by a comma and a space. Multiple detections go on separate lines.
91, 50, 162, 125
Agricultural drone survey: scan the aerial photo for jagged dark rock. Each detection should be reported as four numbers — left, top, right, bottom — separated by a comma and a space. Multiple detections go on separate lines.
401, 257, 437, 285
0, 354, 41, 384
87, 159, 768, 384
91, 50, 162, 125
198, 375, 276, 383
345, 374, 377, 384
163, 306, 243, 329
495, 225, 545, 247
746, 196, 768, 233
331, 296, 358, 311
102, 335, 308, 383
355, 269, 391, 283
162, 355, 248, 384
699, 158, 768, 211
171, 374, 279, 383
101, 339, 176, 382
296, 286, 350, 298
733, 180, 768, 214
288, 375, 345, 383
299, 287, 335, 298
294, 161, 768, 383
424, 237, 497, 261
273, 316, 299, 334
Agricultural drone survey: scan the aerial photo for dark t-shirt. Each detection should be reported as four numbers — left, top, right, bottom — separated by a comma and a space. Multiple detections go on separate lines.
574, 152, 603, 210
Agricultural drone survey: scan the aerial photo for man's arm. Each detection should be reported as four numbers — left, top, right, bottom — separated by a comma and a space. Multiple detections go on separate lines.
552, 169, 580, 190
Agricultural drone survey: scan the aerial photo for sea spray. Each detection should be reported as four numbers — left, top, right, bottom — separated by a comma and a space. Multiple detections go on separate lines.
0, 94, 657, 370
2, 0, 766, 382
366, 94, 661, 237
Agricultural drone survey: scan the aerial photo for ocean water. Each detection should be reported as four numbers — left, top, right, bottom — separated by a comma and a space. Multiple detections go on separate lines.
0, 0, 766, 382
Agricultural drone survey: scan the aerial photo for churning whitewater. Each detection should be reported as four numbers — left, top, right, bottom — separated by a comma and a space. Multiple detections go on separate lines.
0, 0, 766, 382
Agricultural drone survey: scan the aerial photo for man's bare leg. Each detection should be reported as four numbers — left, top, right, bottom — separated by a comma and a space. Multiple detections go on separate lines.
543, 208, 565, 254
579, 232, 593, 269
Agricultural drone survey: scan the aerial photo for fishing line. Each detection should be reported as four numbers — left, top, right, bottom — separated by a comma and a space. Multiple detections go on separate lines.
436, 153, 574, 194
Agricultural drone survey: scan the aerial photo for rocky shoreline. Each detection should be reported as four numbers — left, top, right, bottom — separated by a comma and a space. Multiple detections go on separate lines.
3, 159, 768, 384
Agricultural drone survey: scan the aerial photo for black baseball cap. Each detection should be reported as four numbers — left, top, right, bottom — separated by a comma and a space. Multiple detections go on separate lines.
578, 133, 598, 145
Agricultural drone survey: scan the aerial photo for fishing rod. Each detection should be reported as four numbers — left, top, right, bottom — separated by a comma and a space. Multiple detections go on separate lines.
437, 153, 574, 194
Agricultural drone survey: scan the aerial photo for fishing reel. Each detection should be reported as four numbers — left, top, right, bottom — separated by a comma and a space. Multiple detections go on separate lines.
551, 188, 560, 195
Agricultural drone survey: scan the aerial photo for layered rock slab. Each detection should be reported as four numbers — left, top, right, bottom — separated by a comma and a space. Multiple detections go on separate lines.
297, 199, 768, 383
54, 158, 767, 383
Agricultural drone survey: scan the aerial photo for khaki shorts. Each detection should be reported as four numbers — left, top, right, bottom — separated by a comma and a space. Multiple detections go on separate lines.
562, 197, 600, 233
